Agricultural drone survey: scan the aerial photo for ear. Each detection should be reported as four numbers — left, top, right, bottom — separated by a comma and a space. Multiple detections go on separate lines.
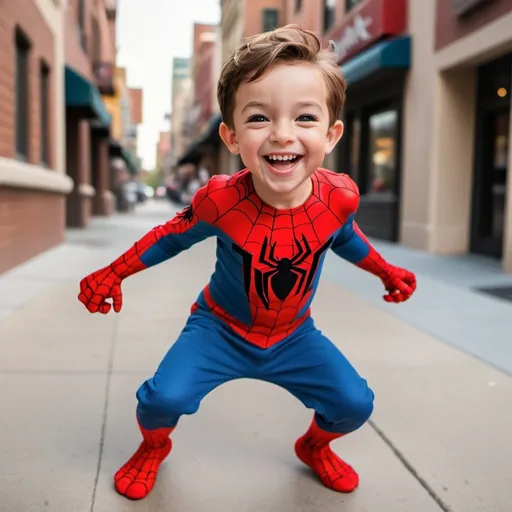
219, 122, 240, 155
324, 120, 344, 155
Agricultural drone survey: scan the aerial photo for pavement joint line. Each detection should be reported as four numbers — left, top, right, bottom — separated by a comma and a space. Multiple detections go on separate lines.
90, 314, 119, 512
368, 419, 452, 512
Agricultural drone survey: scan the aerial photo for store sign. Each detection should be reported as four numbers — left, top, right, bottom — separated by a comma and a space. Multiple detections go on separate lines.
329, 0, 407, 63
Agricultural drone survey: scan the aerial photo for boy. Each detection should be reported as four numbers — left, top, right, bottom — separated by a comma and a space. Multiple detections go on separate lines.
78, 25, 416, 501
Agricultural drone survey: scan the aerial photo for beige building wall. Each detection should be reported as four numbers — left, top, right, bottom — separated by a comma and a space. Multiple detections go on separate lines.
401, 3, 512, 272
221, 0, 245, 63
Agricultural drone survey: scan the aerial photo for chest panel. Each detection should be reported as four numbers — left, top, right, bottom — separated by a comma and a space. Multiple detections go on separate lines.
214, 197, 344, 310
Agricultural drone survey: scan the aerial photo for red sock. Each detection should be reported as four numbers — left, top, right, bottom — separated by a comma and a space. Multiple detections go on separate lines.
114, 421, 174, 500
295, 416, 359, 493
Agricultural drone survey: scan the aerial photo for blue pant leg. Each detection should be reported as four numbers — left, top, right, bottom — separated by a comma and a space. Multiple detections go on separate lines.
262, 319, 374, 434
136, 312, 245, 430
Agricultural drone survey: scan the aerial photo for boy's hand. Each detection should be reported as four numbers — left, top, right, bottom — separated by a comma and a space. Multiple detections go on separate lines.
78, 266, 123, 314
381, 266, 416, 303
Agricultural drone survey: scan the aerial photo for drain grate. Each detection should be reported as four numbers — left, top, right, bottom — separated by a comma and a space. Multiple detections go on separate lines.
476, 286, 512, 303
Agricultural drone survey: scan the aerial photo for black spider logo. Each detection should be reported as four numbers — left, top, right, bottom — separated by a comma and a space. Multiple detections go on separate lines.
233, 235, 333, 309
176, 205, 194, 223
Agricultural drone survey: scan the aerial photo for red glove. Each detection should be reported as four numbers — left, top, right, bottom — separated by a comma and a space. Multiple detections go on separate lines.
352, 224, 416, 303
78, 243, 147, 314
78, 265, 123, 314
379, 264, 416, 303
357, 253, 416, 303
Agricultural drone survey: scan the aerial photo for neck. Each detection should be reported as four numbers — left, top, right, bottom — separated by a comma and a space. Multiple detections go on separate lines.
252, 177, 313, 210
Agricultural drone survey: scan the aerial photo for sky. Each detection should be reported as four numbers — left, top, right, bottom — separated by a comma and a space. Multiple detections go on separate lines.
116, 0, 220, 170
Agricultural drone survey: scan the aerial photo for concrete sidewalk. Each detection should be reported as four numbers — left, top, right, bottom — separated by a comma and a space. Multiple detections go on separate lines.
0, 201, 510, 512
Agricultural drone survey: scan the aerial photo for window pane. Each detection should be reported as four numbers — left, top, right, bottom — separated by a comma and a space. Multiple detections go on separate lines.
490, 109, 509, 238
346, 0, 363, 11
40, 63, 50, 165
367, 110, 397, 195
323, 0, 335, 32
350, 116, 361, 181
15, 32, 29, 158
262, 9, 279, 32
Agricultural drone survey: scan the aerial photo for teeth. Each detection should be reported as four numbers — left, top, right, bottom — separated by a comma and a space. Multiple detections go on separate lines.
267, 155, 298, 161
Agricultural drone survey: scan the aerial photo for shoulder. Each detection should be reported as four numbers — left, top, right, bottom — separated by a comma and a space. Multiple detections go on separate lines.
191, 170, 252, 222
313, 169, 360, 217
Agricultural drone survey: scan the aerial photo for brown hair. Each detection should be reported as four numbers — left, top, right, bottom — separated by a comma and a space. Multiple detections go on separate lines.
217, 24, 346, 129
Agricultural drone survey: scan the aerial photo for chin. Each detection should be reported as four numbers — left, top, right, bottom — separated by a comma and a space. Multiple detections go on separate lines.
266, 175, 308, 194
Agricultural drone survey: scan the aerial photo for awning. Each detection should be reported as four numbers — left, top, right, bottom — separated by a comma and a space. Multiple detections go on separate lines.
65, 66, 111, 127
108, 139, 139, 175
341, 35, 411, 85
177, 114, 222, 166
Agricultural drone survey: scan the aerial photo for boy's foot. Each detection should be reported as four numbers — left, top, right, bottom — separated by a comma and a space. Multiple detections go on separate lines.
295, 434, 359, 493
114, 426, 173, 500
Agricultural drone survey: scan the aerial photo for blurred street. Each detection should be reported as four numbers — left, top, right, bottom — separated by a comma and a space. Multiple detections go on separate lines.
0, 200, 511, 512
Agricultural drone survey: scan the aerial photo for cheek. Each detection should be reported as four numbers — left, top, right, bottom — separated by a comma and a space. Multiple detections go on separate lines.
303, 131, 329, 151
240, 132, 265, 154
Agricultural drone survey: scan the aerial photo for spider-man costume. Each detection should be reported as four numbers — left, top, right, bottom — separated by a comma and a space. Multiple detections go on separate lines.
78, 168, 416, 500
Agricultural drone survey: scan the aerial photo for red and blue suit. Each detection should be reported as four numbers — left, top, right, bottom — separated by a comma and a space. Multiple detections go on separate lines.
78, 168, 416, 500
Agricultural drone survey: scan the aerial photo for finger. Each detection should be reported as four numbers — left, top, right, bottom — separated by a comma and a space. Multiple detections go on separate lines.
86, 293, 106, 313
396, 280, 415, 297
404, 272, 417, 288
99, 302, 112, 314
77, 292, 89, 306
111, 284, 123, 313
384, 289, 406, 303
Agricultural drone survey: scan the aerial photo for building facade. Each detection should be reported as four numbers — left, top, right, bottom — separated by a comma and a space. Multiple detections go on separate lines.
170, 57, 192, 168
297, 0, 512, 272
0, 0, 72, 274
401, 0, 512, 272
64, 0, 117, 227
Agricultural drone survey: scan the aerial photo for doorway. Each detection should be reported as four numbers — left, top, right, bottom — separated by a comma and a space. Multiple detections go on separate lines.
471, 54, 511, 258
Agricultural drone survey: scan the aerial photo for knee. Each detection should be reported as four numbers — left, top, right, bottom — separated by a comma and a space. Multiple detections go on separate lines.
137, 382, 199, 421
327, 387, 375, 432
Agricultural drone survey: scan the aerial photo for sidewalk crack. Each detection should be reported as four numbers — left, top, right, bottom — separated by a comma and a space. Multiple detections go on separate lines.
90, 317, 118, 512
369, 420, 453, 512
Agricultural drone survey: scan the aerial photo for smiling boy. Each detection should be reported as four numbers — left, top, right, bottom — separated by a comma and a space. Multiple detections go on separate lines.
78, 25, 416, 500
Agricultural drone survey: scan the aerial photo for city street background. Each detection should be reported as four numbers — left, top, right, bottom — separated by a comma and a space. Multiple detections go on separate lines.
2, 0, 512, 510
1, 200, 511, 511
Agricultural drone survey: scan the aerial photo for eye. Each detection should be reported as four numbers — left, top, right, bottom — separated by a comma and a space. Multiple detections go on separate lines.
297, 114, 318, 122
247, 115, 268, 123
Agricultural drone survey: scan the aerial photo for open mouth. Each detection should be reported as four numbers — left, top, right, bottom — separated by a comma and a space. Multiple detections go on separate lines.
264, 154, 304, 172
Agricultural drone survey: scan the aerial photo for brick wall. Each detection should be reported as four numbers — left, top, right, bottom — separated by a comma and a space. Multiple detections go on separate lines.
0, 0, 55, 167
244, 0, 286, 37
0, 188, 65, 273
129, 88, 143, 124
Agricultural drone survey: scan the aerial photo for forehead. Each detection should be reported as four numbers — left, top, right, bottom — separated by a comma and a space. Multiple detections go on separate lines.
235, 62, 328, 110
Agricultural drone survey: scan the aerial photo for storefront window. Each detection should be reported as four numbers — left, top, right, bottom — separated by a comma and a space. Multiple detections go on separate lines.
490, 110, 509, 239
349, 116, 361, 181
367, 110, 397, 196
472, 53, 511, 257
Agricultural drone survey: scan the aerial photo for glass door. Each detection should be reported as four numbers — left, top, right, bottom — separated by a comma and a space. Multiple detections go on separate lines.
471, 54, 511, 258
367, 109, 398, 198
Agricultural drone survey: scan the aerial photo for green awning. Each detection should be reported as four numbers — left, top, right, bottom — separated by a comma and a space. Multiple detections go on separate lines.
177, 114, 222, 165
341, 35, 411, 85
65, 66, 111, 127
108, 139, 139, 175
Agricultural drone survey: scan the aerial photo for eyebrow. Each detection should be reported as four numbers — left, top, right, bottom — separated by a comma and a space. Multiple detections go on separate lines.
241, 100, 323, 113
241, 101, 266, 113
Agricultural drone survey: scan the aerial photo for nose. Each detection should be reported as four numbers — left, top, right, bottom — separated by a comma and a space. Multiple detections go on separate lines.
270, 120, 296, 146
